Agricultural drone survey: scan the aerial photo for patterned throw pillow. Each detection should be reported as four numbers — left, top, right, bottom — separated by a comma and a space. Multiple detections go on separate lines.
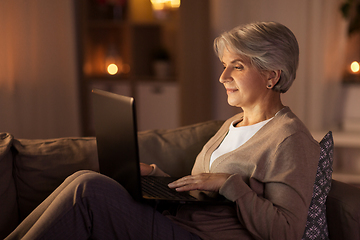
302, 131, 334, 240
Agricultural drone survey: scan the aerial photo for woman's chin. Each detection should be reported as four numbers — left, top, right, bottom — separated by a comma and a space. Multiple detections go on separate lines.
227, 96, 240, 107
227, 100, 240, 108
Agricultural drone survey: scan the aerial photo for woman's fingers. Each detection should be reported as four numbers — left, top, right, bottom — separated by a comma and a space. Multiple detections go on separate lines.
168, 173, 231, 192
168, 175, 200, 191
139, 163, 154, 176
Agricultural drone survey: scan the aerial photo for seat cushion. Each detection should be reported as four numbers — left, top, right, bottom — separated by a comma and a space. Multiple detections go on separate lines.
302, 131, 334, 240
326, 179, 360, 240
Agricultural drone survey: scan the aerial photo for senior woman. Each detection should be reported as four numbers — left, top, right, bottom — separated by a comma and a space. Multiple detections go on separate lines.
6, 22, 319, 240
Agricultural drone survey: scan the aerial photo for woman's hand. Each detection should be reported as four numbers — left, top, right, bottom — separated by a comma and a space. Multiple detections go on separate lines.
140, 163, 154, 176
168, 173, 231, 192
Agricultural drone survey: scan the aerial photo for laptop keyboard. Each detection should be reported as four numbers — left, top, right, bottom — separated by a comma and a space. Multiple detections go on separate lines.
141, 176, 197, 201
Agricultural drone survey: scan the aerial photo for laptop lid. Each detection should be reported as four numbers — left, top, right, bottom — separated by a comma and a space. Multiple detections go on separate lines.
92, 89, 142, 201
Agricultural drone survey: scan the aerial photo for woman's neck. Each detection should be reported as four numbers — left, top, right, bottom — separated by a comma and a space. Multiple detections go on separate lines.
237, 99, 284, 127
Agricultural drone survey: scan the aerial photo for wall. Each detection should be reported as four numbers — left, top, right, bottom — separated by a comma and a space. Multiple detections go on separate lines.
178, 0, 213, 126
0, 0, 80, 139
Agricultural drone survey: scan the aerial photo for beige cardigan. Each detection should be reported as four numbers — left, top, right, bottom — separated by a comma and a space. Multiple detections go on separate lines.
168, 107, 320, 240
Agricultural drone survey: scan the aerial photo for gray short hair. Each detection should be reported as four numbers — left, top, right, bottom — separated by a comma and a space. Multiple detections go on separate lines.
214, 22, 299, 93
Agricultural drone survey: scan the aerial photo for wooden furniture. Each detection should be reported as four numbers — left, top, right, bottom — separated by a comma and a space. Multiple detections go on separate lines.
75, 0, 180, 135
75, 0, 213, 136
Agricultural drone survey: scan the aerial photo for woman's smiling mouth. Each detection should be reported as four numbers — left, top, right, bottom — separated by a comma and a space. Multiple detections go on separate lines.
226, 88, 238, 94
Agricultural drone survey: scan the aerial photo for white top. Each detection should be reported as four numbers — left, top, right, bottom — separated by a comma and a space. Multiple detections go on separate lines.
209, 118, 273, 168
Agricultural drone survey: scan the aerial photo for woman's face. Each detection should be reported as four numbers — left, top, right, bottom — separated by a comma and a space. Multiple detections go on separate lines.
220, 49, 269, 109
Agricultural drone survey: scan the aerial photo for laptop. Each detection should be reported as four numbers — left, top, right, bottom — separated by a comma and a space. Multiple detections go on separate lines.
92, 89, 230, 204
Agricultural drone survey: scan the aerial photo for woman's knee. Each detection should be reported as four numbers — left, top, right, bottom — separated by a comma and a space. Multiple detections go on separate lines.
70, 171, 129, 199
46, 170, 99, 200
65, 170, 95, 181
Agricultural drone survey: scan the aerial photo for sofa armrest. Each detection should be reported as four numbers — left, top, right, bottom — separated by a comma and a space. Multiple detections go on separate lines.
0, 133, 18, 239
326, 179, 360, 240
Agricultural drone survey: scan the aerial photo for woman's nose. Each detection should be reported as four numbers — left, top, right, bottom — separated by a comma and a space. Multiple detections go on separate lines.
219, 68, 232, 83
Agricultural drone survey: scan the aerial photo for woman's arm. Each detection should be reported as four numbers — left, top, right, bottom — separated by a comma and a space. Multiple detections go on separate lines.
170, 132, 319, 240
219, 133, 320, 239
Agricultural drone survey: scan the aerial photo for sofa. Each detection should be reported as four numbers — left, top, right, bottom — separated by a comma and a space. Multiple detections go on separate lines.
1, 120, 360, 239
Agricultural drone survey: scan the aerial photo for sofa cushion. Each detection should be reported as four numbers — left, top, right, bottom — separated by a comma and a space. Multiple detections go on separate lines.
12, 120, 223, 222
0, 133, 18, 239
138, 120, 224, 178
13, 137, 98, 221
326, 180, 360, 240
302, 131, 333, 240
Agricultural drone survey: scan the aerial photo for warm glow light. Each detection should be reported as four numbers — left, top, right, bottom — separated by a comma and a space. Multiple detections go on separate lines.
170, 0, 180, 8
107, 63, 118, 75
150, 0, 180, 10
351, 61, 360, 73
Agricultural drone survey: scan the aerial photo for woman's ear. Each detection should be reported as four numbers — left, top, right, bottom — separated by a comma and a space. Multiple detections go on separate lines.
266, 70, 281, 89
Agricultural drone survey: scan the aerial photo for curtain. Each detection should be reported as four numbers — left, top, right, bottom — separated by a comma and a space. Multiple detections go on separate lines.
210, 0, 348, 132
0, 0, 80, 138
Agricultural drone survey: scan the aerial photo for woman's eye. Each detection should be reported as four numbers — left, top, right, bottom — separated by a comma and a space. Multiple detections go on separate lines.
234, 65, 244, 70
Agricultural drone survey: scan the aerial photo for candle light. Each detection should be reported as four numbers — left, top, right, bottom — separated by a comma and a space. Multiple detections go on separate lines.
107, 63, 119, 75
350, 61, 360, 73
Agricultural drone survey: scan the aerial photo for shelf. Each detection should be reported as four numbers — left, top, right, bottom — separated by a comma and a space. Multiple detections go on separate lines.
86, 20, 162, 29
87, 20, 127, 28
85, 75, 130, 81
85, 75, 177, 84
76, 0, 179, 136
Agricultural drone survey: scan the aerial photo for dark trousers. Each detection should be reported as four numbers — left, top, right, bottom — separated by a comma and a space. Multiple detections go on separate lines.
5, 170, 201, 240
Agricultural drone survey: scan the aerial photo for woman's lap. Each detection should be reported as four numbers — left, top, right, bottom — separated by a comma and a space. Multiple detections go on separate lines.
6, 170, 200, 240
